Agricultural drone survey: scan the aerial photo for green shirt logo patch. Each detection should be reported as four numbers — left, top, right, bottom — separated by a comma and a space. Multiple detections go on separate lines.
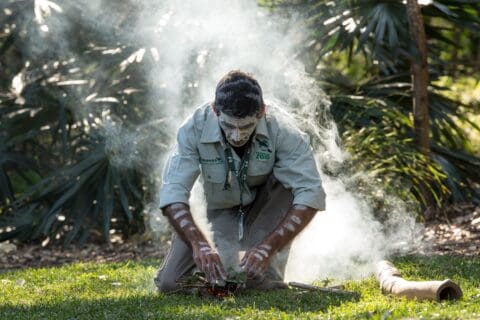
255, 151, 271, 161
256, 138, 271, 150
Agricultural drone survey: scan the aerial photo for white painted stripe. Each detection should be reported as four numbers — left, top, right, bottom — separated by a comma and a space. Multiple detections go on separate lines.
284, 223, 295, 232
290, 215, 302, 224
179, 219, 192, 228
254, 253, 264, 261
173, 210, 189, 220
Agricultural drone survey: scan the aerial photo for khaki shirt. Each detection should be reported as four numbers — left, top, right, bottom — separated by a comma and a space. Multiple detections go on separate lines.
159, 103, 326, 211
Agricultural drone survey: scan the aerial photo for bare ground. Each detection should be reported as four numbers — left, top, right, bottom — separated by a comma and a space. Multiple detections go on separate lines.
0, 236, 170, 272
0, 205, 478, 272
423, 204, 480, 256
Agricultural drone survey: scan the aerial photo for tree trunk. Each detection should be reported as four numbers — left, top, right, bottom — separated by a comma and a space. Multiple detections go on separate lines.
406, 0, 430, 157
406, 0, 434, 208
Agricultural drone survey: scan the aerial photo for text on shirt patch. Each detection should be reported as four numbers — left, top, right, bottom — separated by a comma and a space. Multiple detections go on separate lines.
255, 151, 271, 161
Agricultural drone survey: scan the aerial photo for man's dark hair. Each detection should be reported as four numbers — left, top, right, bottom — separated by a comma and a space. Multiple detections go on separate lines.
214, 70, 264, 118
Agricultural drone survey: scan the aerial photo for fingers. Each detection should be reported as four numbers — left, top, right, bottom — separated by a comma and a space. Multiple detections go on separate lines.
239, 252, 248, 268
246, 261, 262, 278
203, 262, 215, 284
194, 248, 227, 284
208, 260, 217, 283
207, 254, 227, 283
201, 257, 215, 284
239, 252, 251, 271
203, 263, 214, 283
240, 251, 265, 279
193, 256, 203, 275
211, 256, 227, 280
195, 255, 211, 282
239, 251, 256, 269
215, 264, 228, 281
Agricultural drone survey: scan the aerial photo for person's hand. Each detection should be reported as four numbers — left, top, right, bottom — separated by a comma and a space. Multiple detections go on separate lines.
239, 244, 273, 279
192, 241, 227, 285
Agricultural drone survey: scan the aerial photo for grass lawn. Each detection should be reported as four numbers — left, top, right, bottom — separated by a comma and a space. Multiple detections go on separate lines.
1, 255, 479, 319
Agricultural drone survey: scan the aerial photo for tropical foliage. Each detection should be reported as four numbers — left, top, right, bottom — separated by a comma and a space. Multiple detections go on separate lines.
263, 0, 480, 209
0, 0, 168, 244
1, 0, 479, 245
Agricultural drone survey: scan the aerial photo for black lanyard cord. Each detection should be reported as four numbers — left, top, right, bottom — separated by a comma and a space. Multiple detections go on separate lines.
223, 146, 251, 240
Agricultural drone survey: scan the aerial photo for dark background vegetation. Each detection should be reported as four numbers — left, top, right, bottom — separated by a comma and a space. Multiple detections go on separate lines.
1, 0, 479, 245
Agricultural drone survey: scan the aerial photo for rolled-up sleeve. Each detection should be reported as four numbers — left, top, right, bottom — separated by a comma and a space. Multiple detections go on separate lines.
159, 118, 200, 208
273, 125, 326, 211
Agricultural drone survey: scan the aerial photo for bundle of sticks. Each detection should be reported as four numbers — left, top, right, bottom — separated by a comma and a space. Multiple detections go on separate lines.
176, 272, 359, 298
175, 272, 246, 298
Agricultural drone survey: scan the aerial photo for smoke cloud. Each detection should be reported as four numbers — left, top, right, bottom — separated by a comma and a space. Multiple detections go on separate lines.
134, 0, 424, 282
34, 0, 425, 282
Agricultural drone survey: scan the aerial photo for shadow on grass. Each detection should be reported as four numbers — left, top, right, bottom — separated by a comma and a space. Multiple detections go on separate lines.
0, 288, 359, 319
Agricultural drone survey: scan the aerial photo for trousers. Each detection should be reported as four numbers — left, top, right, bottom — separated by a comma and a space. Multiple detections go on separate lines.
154, 176, 293, 292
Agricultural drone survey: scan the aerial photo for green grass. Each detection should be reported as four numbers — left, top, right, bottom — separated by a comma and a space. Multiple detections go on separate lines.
1, 256, 479, 319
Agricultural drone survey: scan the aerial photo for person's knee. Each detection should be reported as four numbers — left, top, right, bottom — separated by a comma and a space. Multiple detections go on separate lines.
154, 274, 179, 293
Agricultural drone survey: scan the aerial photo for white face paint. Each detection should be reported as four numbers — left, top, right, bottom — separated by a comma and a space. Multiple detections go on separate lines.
218, 112, 259, 147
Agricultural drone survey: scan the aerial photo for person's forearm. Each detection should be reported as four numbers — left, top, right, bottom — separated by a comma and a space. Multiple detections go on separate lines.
260, 205, 317, 256
239, 204, 318, 278
162, 202, 208, 248
163, 202, 227, 283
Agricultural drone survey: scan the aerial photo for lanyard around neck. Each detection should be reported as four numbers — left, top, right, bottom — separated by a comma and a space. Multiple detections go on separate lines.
223, 146, 251, 193
223, 145, 251, 240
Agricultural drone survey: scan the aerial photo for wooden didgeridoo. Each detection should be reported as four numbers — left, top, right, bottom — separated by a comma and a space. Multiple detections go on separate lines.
375, 260, 462, 301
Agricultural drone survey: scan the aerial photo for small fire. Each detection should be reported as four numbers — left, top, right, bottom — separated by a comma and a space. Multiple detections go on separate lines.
202, 282, 239, 298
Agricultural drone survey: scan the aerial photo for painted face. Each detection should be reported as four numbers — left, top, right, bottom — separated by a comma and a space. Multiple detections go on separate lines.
218, 112, 259, 147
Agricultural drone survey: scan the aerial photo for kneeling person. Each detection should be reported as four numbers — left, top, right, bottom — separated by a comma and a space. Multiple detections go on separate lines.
155, 70, 326, 292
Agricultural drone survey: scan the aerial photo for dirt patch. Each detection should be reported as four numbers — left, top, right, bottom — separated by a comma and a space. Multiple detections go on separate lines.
0, 238, 169, 273
423, 204, 480, 256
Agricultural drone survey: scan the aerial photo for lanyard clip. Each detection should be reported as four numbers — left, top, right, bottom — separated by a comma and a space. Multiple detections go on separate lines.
238, 208, 245, 240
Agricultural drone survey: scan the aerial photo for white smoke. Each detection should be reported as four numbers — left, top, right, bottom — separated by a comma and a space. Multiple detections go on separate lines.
29, 0, 424, 281
127, 0, 425, 282
284, 173, 423, 282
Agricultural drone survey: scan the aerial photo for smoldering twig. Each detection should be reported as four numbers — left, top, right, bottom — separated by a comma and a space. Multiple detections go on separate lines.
288, 281, 360, 297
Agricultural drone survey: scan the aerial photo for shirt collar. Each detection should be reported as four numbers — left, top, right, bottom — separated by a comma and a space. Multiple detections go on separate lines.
254, 115, 269, 139
200, 106, 223, 144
